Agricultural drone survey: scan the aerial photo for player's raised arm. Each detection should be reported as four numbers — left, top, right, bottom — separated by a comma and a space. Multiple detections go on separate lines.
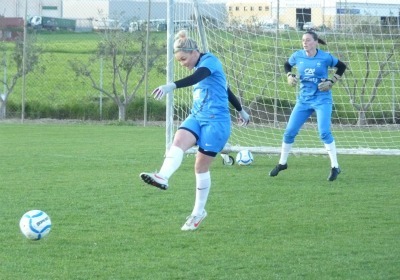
151, 67, 210, 100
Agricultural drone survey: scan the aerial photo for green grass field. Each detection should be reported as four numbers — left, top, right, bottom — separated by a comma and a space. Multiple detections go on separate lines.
1, 123, 399, 279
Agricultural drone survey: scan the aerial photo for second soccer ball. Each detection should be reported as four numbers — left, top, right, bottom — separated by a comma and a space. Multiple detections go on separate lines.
236, 150, 254, 166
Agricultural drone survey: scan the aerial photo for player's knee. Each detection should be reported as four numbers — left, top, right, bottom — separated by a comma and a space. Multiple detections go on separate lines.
320, 132, 333, 143
283, 132, 297, 144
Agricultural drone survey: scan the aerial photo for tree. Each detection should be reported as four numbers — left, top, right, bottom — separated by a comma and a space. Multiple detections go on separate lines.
0, 35, 42, 119
69, 30, 166, 121
341, 44, 399, 125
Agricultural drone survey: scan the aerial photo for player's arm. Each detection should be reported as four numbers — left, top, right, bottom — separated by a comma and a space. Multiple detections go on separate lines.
318, 60, 347, 91
151, 67, 210, 100
228, 87, 250, 126
227, 87, 242, 111
174, 67, 210, 88
284, 61, 297, 87
331, 60, 346, 82
284, 61, 292, 74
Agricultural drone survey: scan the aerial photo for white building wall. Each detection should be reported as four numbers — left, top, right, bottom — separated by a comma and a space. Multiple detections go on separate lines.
40, 0, 62, 17
0, 0, 64, 18
63, 0, 110, 19
338, 3, 400, 16
0, 0, 20, 17
0, 0, 109, 20
0, 0, 41, 18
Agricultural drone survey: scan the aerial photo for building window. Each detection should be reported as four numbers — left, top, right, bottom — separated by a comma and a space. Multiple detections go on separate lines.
229, 6, 232, 11
244, 6, 247, 11
236, 6, 239, 11
258, 6, 262, 11
265, 6, 269, 11
250, 7, 254, 11
42, 6, 58, 10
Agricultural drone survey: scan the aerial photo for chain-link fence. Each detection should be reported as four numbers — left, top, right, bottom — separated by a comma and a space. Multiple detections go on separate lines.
0, 0, 399, 126
0, 0, 174, 121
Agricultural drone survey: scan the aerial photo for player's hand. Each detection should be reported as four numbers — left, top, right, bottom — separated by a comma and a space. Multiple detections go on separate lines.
318, 79, 333, 91
238, 109, 250, 126
332, 74, 342, 83
151, 83, 176, 100
287, 72, 297, 87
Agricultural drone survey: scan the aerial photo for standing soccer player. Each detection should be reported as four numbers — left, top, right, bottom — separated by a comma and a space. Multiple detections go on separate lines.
269, 31, 347, 181
140, 30, 250, 230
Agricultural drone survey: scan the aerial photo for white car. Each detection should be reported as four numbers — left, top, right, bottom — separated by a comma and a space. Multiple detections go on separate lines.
303, 22, 317, 31
259, 23, 277, 32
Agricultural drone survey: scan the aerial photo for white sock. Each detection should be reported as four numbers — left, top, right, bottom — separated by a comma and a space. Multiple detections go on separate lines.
192, 172, 211, 216
158, 146, 184, 179
279, 143, 292, 165
325, 141, 339, 168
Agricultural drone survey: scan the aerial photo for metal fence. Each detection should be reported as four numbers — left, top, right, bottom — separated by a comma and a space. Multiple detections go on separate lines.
0, 0, 399, 124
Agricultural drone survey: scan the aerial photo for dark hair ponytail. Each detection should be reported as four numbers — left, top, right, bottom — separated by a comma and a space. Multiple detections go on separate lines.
304, 31, 327, 45
317, 38, 327, 45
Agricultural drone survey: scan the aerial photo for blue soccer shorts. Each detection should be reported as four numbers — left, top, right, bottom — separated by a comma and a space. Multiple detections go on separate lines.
180, 115, 231, 155
283, 100, 334, 144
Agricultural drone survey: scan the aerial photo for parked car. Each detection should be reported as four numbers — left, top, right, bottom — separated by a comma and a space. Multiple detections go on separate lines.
279, 24, 290, 30
259, 23, 277, 32
28, 16, 76, 31
303, 22, 317, 31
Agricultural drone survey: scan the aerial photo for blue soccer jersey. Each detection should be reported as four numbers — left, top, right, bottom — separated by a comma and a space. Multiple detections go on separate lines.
191, 53, 230, 121
288, 49, 339, 101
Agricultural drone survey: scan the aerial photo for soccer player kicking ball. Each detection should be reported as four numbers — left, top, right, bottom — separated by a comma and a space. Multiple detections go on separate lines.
140, 30, 250, 231
269, 31, 347, 181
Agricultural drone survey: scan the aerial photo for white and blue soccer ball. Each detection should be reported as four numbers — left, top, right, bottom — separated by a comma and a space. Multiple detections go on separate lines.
19, 210, 52, 240
236, 150, 254, 166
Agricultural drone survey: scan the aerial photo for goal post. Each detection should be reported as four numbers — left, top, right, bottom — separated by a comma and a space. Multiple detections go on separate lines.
166, 0, 400, 156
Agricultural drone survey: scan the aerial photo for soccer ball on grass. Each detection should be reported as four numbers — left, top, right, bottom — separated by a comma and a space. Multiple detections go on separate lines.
19, 210, 52, 240
236, 150, 254, 166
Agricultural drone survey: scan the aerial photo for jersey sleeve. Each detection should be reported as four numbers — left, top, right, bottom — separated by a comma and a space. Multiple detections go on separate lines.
328, 53, 339, 68
288, 52, 297, 66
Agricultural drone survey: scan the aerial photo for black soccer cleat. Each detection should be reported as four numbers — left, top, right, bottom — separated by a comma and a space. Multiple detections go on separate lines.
269, 164, 288, 177
140, 172, 169, 190
328, 167, 341, 181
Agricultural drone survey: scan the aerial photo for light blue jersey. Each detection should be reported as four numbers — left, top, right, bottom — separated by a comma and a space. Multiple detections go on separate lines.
180, 53, 231, 155
288, 49, 339, 102
191, 53, 230, 121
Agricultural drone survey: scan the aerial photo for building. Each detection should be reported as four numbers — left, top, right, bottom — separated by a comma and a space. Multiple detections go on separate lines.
0, 17, 24, 41
226, 1, 273, 25
0, 1, 398, 31
333, 2, 400, 29
226, 1, 400, 30
0, 0, 226, 32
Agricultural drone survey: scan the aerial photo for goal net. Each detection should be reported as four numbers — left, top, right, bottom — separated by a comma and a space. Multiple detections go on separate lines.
167, 0, 400, 156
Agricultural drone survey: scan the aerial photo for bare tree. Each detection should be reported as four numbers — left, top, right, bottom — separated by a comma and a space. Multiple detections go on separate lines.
69, 30, 165, 121
341, 44, 399, 125
0, 35, 42, 119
